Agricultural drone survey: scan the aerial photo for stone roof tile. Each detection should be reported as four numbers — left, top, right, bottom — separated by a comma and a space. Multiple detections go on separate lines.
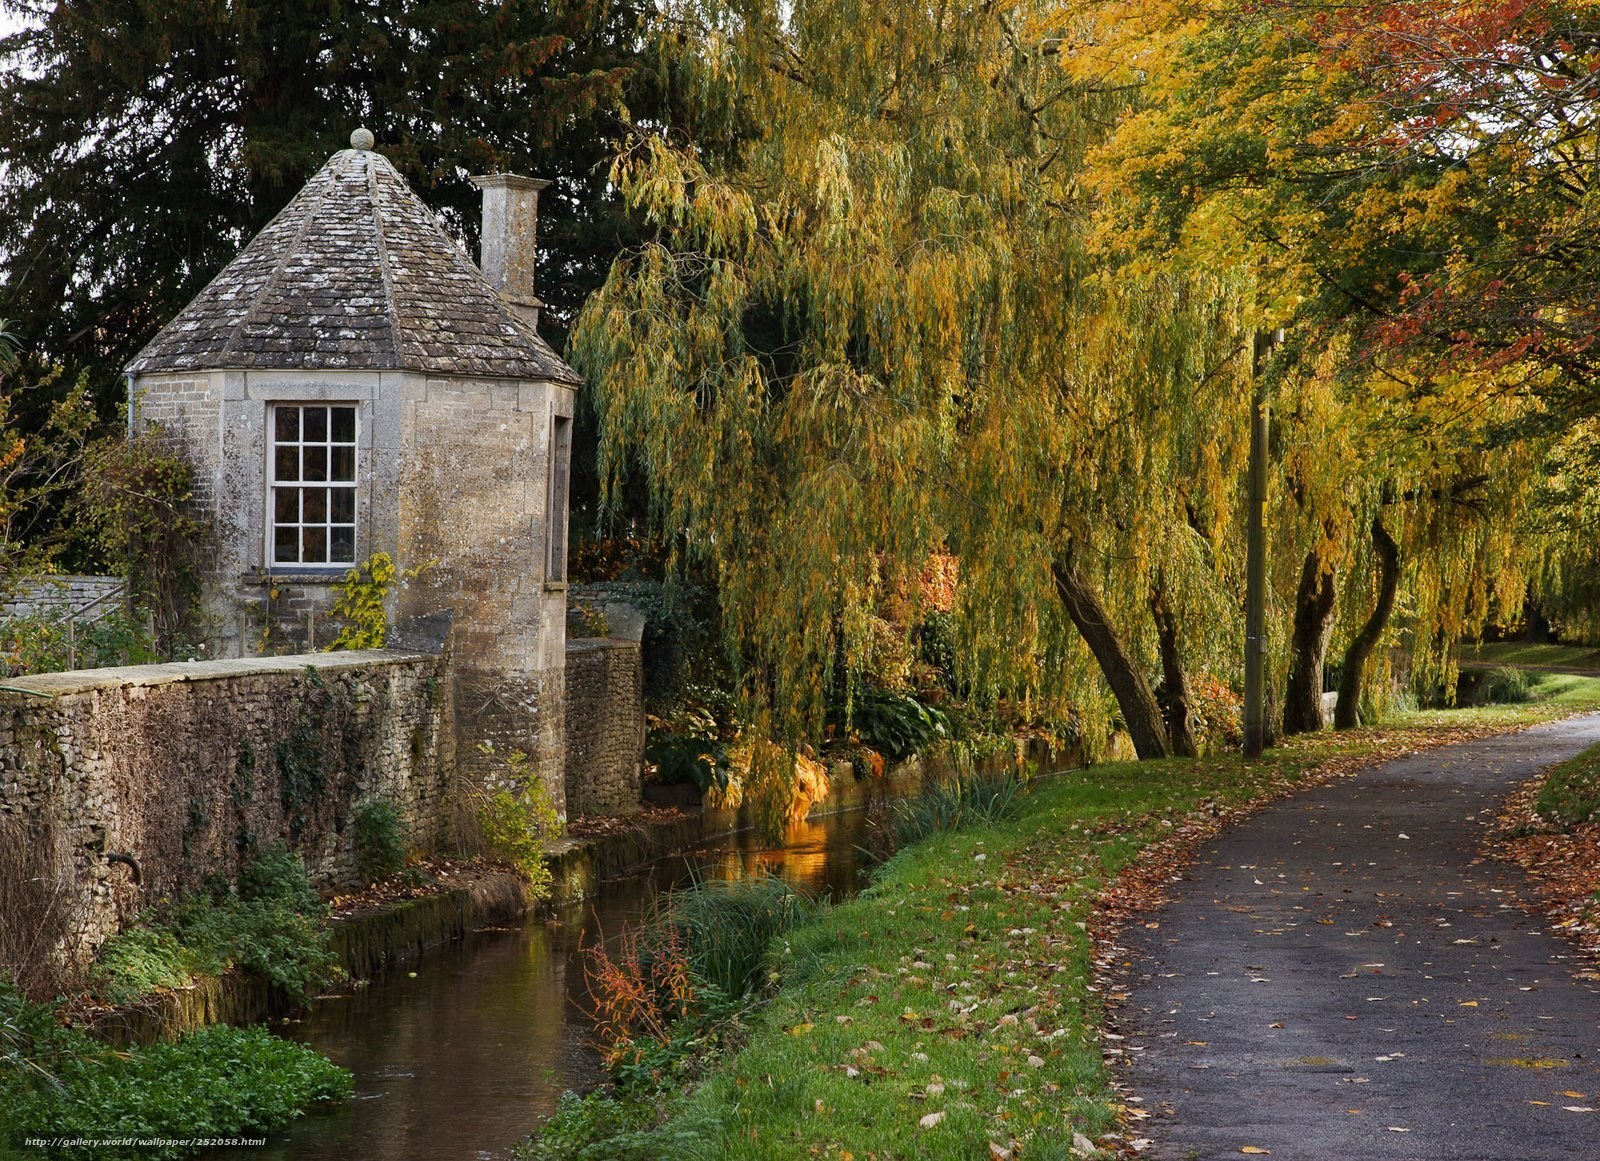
126, 147, 579, 384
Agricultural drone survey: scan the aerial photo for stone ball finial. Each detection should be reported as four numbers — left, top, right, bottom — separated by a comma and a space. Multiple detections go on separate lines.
350, 127, 375, 151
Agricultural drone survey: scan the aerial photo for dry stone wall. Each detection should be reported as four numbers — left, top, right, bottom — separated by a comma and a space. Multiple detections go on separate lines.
1, 576, 126, 619
0, 650, 452, 965
564, 639, 643, 818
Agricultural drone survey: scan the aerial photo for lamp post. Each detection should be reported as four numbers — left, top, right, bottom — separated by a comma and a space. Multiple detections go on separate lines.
1243, 328, 1283, 758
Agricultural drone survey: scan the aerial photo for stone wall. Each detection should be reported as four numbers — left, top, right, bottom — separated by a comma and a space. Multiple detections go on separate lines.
564, 639, 643, 818
1, 576, 126, 620
0, 650, 453, 965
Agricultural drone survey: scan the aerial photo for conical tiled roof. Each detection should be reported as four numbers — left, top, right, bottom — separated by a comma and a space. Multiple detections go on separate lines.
127, 146, 579, 383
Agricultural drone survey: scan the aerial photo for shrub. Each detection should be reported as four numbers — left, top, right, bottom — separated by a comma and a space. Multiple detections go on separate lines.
891, 772, 1026, 847
0, 604, 157, 678
644, 731, 730, 794
353, 799, 408, 882
843, 686, 950, 762
475, 746, 562, 902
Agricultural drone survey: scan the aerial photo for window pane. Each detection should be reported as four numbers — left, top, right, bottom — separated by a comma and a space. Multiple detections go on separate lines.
302, 527, 327, 562
275, 447, 299, 482
303, 407, 328, 442
330, 445, 354, 481
331, 406, 355, 443
330, 488, 355, 523
274, 489, 298, 523
302, 447, 328, 482
330, 527, 355, 562
303, 488, 327, 523
275, 407, 299, 442
275, 527, 299, 563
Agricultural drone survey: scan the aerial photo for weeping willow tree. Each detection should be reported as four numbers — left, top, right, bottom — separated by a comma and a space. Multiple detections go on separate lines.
570, 0, 1257, 760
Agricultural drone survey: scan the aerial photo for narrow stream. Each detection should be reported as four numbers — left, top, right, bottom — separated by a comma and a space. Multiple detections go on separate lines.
251, 809, 873, 1161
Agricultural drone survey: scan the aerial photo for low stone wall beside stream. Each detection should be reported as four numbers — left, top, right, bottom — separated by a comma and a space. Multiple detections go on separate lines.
0, 650, 453, 965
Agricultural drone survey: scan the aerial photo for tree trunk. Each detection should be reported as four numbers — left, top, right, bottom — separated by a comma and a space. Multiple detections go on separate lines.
1051, 552, 1170, 760
1335, 515, 1400, 730
1149, 576, 1199, 757
1283, 550, 1337, 736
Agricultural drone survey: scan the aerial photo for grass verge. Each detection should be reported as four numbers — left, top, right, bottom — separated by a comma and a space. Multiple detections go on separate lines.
527, 680, 1600, 1160
1458, 641, 1600, 671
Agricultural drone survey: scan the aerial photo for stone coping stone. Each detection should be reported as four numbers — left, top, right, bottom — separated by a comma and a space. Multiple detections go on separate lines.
564, 636, 639, 654
1, 649, 432, 697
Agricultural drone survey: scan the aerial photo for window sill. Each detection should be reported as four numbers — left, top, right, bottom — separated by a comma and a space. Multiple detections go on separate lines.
243, 569, 352, 586
544, 581, 569, 593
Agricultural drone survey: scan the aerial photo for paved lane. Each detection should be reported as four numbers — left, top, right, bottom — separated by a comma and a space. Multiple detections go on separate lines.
1121, 716, 1600, 1161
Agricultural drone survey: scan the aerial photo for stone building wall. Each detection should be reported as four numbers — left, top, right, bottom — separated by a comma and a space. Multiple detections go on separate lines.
0, 650, 453, 965
564, 639, 644, 818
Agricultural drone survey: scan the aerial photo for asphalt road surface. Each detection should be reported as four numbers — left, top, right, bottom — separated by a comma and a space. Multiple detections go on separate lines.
1121, 715, 1600, 1161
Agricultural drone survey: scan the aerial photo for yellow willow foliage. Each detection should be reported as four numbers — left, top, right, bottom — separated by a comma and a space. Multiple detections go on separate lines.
573, 0, 1265, 742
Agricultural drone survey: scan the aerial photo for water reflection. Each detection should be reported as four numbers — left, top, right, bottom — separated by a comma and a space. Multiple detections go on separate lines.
243, 810, 871, 1161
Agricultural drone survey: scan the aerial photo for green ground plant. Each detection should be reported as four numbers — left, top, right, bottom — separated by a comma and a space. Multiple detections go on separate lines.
354, 799, 409, 882
92, 842, 339, 1006
90, 927, 191, 1006
1, 976, 350, 1160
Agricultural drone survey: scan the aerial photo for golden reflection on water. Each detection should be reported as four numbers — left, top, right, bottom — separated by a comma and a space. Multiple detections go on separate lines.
695, 816, 843, 893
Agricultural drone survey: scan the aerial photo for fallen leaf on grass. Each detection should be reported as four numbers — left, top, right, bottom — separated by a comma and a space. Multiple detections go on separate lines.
789, 1023, 814, 1036
919, 1111, 945, 1129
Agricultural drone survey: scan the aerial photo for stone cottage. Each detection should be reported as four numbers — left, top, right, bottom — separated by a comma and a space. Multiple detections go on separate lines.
124, 129, 584, 810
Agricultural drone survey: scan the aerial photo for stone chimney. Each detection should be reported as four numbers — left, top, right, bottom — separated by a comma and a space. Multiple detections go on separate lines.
470, 173, 551, 330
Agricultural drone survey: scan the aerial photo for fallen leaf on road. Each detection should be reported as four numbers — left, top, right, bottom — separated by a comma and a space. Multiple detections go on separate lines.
1561, 1106, 1595, 1113
1386, 1127, 1411, 1132
1559, 1091, 1589, 1099
1240, 1148, 1270, 1155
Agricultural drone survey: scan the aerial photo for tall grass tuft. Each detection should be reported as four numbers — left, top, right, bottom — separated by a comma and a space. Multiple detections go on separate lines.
1472, 665, 1536, 705
656, 875, 820, 999
891, 771, 1026, 847
584, 876, 820, 1070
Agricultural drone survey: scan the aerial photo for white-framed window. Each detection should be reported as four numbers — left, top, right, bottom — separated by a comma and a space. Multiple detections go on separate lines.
548, 412, 571, 582
270, 403, 358, 567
